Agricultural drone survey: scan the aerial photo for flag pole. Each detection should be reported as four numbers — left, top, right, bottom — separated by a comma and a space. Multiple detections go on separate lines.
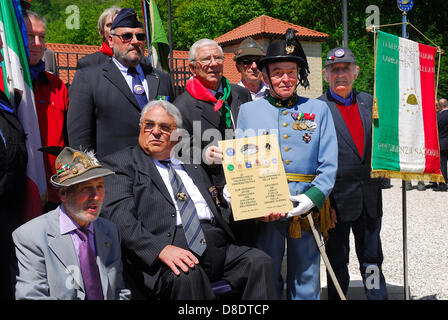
401, 10, 410, 301
167, 0, 173, 74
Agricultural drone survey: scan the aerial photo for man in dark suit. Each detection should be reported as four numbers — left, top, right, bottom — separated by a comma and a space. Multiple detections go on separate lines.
67, 8, 174, 160
174, 39, 254, 246
436, 98, 448, 191
100, 100, 276, 300
319, 47, 388, 300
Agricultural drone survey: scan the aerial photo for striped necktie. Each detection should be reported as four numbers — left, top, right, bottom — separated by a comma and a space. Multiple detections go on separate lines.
160, 160, 207, 256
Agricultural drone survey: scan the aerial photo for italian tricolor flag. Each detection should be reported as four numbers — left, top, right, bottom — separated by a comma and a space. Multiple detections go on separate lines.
1, 0, 46, 220
372, 31, 443, 182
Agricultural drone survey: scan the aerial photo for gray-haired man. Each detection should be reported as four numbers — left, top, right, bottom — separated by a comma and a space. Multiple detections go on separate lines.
100, 100, 276, 300
13, 147, 129, 300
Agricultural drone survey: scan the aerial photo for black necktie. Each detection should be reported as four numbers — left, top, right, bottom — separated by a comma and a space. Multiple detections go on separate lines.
128, 67, 148, 109
160, 160, 207, 256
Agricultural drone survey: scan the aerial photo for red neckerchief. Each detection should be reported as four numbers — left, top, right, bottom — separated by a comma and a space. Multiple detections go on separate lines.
99, 42, 113, 56
186, 77, 218, 106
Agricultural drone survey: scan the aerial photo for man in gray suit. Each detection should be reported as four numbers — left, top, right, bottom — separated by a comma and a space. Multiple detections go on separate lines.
101, 100, 276, 300
67, 8, 174, 160
319, 47, 387, 300
12, 147, 129, 300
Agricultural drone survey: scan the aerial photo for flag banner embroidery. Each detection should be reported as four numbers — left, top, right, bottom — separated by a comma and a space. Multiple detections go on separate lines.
372, 31, 443, 182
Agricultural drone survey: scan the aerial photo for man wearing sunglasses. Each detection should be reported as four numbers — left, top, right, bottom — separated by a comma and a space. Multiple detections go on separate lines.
68, 8, 174, 161
234, 37, 268, 101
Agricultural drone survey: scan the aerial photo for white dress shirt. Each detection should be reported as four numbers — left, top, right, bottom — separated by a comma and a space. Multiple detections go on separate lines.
238, 80, 268, 101
153, 157, 213, 225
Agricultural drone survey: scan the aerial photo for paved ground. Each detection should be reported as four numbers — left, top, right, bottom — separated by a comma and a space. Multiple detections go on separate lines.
322, 178, 448, 300
283, 178, 448, 300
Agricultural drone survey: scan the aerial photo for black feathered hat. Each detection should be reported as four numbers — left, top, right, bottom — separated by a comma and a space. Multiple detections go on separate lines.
258, 28, 310, 88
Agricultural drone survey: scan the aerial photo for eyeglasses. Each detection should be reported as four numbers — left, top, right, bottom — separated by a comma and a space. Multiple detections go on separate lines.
111, 32, 146, 43
194, 55, 224, 66
240, 58, 261, 66
141, 120, 175, 134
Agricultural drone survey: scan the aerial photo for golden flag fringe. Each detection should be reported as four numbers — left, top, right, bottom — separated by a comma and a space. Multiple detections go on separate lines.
370, 170, 446, 184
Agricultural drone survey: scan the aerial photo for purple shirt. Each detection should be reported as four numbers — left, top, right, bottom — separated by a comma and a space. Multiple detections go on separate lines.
59, 205, 97, 256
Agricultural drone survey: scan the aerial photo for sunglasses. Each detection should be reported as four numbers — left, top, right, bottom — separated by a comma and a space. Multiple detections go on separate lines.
112, 32, 146, 43
240, 58, 261, 66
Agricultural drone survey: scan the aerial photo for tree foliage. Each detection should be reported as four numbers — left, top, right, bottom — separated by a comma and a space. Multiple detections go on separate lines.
29, 0, 447, 97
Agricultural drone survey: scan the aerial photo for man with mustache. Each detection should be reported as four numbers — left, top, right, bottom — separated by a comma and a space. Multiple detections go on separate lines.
68, 8, 174, 160
100, 100, 276, 299
319, 47, 388, 300
12, 147, 129, 300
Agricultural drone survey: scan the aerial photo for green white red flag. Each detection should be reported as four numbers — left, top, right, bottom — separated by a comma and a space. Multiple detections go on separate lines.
372, 30, 443, 182
0, 0, 45, 220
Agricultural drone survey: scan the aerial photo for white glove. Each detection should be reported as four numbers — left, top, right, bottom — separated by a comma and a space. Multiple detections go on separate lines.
223, 184, 231, 207
287, 194, 315, 218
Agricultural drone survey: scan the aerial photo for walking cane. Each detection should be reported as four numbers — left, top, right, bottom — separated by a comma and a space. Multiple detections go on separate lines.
307, 214, 346, 300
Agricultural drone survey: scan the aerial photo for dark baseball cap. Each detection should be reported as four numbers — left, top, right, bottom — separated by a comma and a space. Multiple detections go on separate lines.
324, 47, 356, 67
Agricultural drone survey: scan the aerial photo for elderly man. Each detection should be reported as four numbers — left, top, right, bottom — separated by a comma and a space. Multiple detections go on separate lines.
12, 147, 128, 300
68, 8, 174, 160
234, 37, 268, 101
174, 39, 253, 246
76, 6, 121, 69
24, 10, 69, 213
100, 100, 276, 300
233, 29, 338, 300
319, 47, 388, 300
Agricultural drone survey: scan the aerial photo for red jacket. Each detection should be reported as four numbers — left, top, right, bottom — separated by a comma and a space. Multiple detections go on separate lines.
33, 71, 68, 204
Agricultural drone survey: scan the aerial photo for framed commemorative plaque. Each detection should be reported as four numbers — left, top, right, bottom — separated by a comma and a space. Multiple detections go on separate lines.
219, 134, 293, 221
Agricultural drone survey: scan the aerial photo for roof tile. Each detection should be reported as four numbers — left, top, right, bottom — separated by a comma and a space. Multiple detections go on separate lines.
214, 14, 328, 45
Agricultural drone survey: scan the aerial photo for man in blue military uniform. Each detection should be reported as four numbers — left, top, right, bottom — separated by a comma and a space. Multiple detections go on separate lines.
234, 29, 338, 299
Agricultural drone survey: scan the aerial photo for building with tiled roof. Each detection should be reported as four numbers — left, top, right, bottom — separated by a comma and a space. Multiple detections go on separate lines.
215, 15, 329, 98
47, 15, 328, 97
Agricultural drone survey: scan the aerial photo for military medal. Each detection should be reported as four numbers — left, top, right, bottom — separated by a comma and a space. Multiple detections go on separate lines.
134, 84, 145, 95
209, 186, 220, 206
302, 133, 311, 143
298, 121, 308, 130
177, 192, 187, 201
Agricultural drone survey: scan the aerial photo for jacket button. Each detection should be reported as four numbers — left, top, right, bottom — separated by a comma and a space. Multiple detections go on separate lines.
285, 160, 291, 165
283, 110, 287, 115
284, 147, 290, 152
283, 122, 288, 127
284, 134, 289, 139
167, 232, 172, 237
